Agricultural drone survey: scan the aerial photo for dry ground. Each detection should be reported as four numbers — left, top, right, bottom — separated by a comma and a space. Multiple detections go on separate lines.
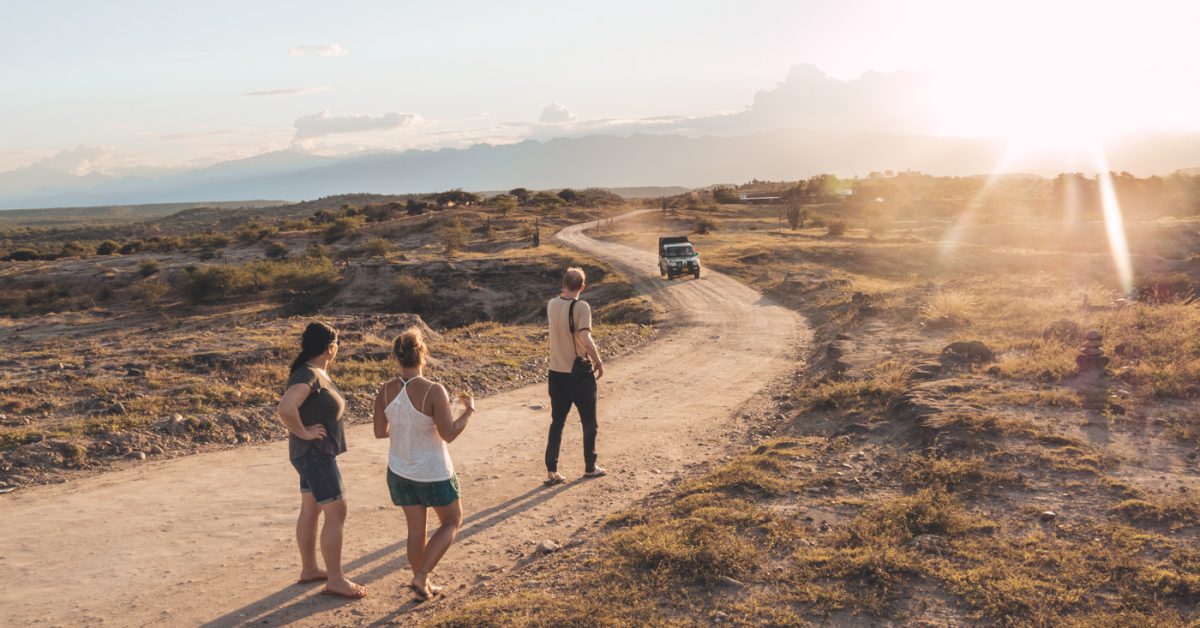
430, 206, 1200, 626
0, 204, 655, 490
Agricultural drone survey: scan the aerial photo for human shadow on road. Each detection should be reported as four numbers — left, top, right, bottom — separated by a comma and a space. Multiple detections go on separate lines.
200, 480, 583, 627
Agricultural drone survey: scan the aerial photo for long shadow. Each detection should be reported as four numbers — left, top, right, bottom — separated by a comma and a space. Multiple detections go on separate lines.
201, 480, 585, 627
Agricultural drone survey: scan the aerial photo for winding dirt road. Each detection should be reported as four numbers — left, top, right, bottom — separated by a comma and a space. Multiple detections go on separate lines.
0, 211, 804, 626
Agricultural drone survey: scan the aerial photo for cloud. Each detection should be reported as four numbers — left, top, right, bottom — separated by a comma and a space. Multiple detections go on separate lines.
293, 111, 418, 140
288, 44, 348, 58
539, 103, 576, 124
31, 145, 117, 176
245, 86, 332, 97
518, 64, 937, 142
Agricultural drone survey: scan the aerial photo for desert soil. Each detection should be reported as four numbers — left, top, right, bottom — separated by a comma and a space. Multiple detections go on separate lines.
0, 210, 806, 626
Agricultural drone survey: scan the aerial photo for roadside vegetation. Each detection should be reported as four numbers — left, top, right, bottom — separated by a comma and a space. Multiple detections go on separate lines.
0, 188, 655, 489
433, 172, 1200, 625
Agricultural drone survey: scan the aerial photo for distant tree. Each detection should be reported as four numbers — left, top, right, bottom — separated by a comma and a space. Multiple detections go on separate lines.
492, 194, 518, 216
557, 188, 579, 203
509, 188, 532, 203
786, 201, 805, 230
712, 186, 739, 204
438, 216, 469, 253
96, 240, 119, 255
406, 198, 428, 215
531, 191, 565, 209
435, 189, 481, 207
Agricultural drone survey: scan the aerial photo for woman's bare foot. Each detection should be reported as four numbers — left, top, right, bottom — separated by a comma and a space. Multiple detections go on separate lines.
410, 572, 442, 600
322, 576, 367, 599
296, 569, 327, 584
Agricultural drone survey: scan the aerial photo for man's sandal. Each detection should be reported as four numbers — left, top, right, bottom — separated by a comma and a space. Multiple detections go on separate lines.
583, 467, 607, 478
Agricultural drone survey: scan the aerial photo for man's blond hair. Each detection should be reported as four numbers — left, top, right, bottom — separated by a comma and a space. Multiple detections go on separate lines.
562, 267, 586, 291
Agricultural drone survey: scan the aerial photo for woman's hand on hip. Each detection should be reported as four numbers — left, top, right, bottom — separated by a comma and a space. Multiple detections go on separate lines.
301, 424, 327, 440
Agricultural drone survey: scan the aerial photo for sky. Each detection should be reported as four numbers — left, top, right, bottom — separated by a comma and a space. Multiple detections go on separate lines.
2, 0, 1198, 175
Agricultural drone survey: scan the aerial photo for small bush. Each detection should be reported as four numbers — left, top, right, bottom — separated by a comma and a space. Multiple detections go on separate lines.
138, 259, 160, 277
392, 274, 433, 313
96, 240, 119, 255
130, 280, 167, 305
179, 258, 342, 308
118, 241, 142, 255
826, 220, 847, 236
264, 241, 289, 259
438, 217, 468, 253
338, 237, 391, 259
694, 217, 717, 234
6, 248, 40, 261
324, 215, 365, 243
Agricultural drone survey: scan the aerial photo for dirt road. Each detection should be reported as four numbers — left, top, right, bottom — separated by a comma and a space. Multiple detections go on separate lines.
0, 211, 804, 626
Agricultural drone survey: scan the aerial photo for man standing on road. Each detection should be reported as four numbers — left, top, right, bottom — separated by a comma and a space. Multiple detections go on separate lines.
543, 267, 606, 485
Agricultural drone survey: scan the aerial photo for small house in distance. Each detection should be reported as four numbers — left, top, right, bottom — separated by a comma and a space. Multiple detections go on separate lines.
738, 191, 784, 205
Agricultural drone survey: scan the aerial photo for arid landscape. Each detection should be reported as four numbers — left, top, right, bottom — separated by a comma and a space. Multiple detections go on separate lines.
6, 3, 1200, 625
2, 172, 1200, 625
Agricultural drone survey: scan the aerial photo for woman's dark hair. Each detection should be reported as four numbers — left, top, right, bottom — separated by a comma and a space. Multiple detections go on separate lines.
290, 322, 338, 373
393, 327, 427, 368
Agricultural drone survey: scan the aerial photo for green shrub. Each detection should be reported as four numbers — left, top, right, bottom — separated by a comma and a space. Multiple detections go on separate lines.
96, 240, 119, 255
138, 259, 160, 277
118, 241, 142, 255
179, 258, 342, 308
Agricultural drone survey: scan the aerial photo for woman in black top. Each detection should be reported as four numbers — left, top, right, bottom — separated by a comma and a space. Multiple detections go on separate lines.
276, 322, 366, 600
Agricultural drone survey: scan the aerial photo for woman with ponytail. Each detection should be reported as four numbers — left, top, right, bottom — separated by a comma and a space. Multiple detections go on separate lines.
373, 327, 476, 601
277, 322, 366, 600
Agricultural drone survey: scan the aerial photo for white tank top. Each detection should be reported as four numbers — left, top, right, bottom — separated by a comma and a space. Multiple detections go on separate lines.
386, 377, 455, 482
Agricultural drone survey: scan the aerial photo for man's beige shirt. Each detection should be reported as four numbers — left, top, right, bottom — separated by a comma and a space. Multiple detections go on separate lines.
547, 296, 592, 373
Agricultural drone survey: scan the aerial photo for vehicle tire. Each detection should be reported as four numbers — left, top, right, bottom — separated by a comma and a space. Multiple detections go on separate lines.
693, 269, 700, 279
666, 269, 674, 280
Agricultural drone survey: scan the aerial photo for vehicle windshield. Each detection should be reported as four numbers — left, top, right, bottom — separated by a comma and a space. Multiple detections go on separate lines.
665, 245, 694, 257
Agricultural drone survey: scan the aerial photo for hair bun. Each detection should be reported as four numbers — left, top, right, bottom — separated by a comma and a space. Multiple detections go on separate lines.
393, 328, 428, 367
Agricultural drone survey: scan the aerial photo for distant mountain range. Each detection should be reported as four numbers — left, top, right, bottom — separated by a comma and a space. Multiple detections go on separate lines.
2, 129, 1198, 211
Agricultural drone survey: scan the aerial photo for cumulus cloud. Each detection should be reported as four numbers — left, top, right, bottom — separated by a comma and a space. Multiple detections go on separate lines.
245, 86, 332, 97
32, 145, 117, 176
288, 44, 348, 57
514, 64, 937, 142
539, 103, 576, 124
293, 111, 418, 140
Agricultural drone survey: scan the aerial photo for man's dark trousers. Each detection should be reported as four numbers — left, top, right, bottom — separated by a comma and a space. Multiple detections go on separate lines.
545, 370, 598, 473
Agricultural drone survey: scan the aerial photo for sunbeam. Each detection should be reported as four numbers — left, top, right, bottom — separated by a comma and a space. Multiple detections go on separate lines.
1090, 144, 1135, 295
937, 146, 1017, 258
